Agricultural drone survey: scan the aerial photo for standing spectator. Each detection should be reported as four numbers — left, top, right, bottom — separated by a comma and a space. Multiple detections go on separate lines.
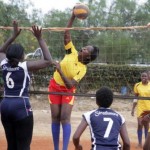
73, 86, 130, 150
0, 21, 53, 150
48, 10, 99, 150
131, 71, 150, 148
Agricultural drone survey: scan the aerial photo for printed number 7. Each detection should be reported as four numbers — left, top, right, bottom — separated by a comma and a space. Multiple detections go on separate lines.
103, 118, 113, 138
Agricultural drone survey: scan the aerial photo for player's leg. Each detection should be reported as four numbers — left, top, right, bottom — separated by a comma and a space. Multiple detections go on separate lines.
143, 132, 150, 150
1, 98, 17, 150
137, 117, 143, 147
61, 95, 74, 150
143, 120, 149, 139
15, 115, 33, 150
50, 104, 61, 150
1, 120, 17, 150
61, 104, 73, 150
48, 79, 62, 150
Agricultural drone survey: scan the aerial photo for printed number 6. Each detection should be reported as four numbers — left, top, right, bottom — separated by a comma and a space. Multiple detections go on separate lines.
6, 72, 14, 88
103, 118, 113, 138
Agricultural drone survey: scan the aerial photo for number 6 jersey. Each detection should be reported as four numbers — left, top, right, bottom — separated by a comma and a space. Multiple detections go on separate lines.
1, 59, 30, 98
83, 107, 125, 150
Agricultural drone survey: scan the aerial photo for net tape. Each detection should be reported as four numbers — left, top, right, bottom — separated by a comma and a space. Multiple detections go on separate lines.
0, 25, 149, 100
0, 25, 149, 31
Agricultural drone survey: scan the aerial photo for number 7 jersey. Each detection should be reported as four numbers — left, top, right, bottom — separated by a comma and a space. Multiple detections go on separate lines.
1, 59, 30, 98
83, 107, 125, 150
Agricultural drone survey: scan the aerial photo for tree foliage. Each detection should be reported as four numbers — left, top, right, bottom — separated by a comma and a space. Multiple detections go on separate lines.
0, 0, 150, 64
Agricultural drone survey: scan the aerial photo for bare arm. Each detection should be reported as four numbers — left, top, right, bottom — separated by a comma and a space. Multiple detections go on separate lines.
53, 61, 78, 89
31, 25, 53, 62
27, 25, 53, 72
131, 99, 137, 116
0, 20, 21, 62
64, 11, 76, 45
73, 118, 88, 150
26, 60, 52, 72
120, 123, 130, 150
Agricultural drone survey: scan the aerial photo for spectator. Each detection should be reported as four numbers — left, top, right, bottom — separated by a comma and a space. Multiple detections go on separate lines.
131, 71, 150, 148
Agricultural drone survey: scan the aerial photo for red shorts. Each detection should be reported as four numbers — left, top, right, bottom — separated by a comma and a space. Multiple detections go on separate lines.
48, 79, 76, 105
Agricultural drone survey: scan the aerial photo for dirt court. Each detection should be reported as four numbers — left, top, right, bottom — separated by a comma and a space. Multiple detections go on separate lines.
0, 95, 144, 150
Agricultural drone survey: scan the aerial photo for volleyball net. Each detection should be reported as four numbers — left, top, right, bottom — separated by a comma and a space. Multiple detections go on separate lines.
0, 25, 150, 99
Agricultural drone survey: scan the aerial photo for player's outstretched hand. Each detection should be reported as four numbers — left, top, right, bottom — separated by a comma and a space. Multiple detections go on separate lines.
32, 25, 42, 40
12, 20, 21, 37
75, 145, 83, 150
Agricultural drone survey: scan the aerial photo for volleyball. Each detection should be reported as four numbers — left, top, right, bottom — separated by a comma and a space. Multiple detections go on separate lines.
73, 3, 89, 20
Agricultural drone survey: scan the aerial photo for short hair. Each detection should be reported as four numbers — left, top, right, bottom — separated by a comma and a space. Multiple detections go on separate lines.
96, 86, 113, 108
84, 46, 99, 64
6, 44, 24, 67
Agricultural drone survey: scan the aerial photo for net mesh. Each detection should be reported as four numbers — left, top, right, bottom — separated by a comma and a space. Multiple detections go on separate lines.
0, 26, 150, 99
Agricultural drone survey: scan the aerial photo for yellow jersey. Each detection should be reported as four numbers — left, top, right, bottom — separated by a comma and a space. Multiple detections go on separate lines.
134, 82, 150, 117
53, 41, 87, 86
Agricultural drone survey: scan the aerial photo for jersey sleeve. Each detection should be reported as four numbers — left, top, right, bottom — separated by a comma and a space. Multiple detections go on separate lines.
120, 113, 125, 125
1, 58, 7, 66
64, 41, 77, 54
20, 61, 28, 71
134, 83, 139, 94
83, 110, 95, 125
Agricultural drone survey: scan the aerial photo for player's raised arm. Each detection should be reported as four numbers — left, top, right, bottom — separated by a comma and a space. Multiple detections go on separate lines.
26, 25, 54, 72
0, 20, 21, 62
31, 25, 53, 63
64, 11, 76, 45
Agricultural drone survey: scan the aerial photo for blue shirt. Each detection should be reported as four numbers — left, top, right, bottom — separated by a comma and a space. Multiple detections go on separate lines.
83, 107, 125, 150
1, 59, 30, 98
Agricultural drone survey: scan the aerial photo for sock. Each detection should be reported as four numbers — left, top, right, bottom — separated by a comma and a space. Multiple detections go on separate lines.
137, 129, 142, 145
62, 123, 71, 150
51, 122, 60, 150
144, 128, 148, 139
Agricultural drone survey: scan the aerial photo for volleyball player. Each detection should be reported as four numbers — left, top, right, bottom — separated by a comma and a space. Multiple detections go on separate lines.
0, 21, 53, 150
48, 10, 99, 150
131, 71, 150, 148
73, 86, 130, 150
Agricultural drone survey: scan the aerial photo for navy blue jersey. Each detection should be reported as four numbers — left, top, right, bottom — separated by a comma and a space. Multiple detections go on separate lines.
1, 59, 30, 97
83, 107, 125, 150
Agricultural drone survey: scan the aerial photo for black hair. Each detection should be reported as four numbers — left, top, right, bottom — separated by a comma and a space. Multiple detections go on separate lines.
142, 70, 148, 74
96, 86, 113, 108
6, 44, 24, 68
84, 46, 99, 65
